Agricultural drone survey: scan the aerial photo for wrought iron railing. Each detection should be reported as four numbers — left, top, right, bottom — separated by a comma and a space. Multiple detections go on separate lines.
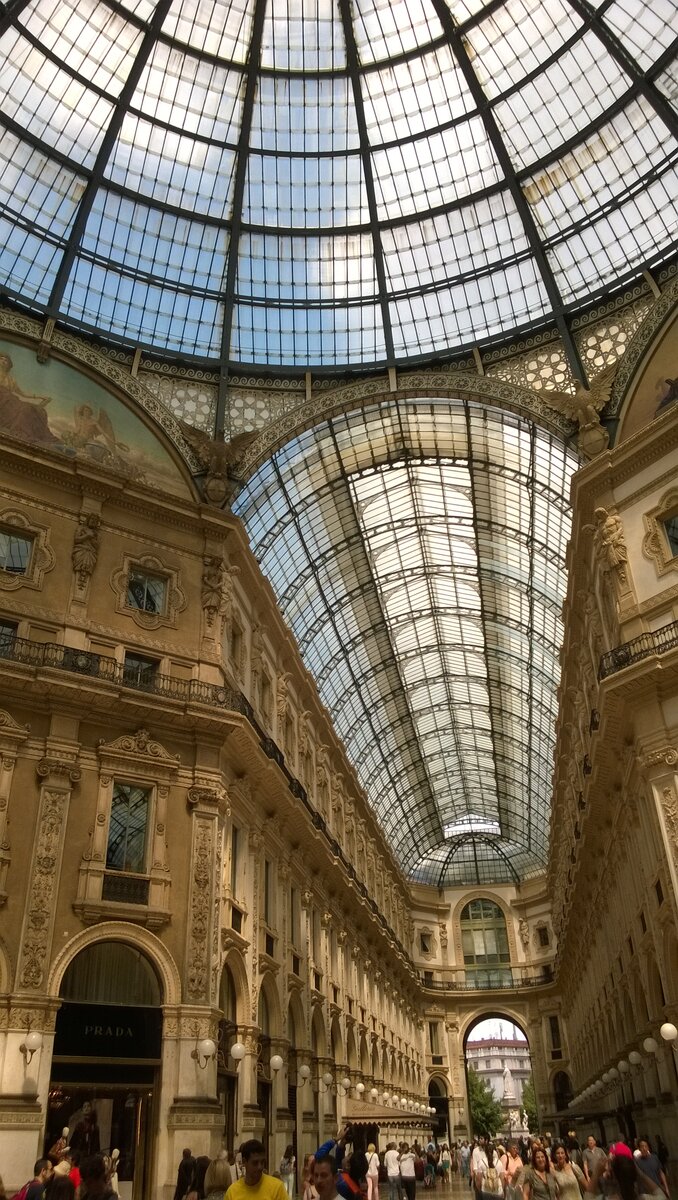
599, 618, 678, 679
102, 871, 150, 905
420, 967, 554, 992
0, 634, 252, 714
0, 631, 413, 962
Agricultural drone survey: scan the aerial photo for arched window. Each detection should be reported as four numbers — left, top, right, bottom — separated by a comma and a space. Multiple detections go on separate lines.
460, 898, 511, 986
60, 941, 162, 1006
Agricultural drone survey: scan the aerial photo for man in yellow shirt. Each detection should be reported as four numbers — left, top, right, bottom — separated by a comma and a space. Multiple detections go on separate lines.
226, 1141, 287, 1200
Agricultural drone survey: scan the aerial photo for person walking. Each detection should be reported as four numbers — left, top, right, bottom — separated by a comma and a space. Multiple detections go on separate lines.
366, 1145, 380, 1200
175, 1150, 197, 1200
399, 1145, 417, 1200
384, 1143, 402, 1200
280, 1147, 296, 1199
226, 1141, 287, 1200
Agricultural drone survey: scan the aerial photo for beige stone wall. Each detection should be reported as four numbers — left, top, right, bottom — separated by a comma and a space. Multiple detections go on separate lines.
551, 352, 678, 1151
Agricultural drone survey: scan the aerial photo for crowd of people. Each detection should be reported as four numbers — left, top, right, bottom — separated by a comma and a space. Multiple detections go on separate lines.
2, 1129, 670, 1200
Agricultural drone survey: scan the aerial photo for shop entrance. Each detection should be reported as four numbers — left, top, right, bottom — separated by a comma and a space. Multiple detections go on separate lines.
48, 942, 163, 1200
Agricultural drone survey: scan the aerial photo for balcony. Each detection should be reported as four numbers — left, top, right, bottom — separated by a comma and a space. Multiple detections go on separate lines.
599, 618, 678, 679
420, 966, 554, 992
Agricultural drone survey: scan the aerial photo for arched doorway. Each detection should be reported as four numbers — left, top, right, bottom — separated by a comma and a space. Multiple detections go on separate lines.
47, 941, 163, 1200
428, 1077, 449, 1142
464, 1016, 534, 1139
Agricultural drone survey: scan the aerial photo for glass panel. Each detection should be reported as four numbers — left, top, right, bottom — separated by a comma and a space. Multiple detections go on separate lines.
0, 530, 33, 574
106, 783, 150, 873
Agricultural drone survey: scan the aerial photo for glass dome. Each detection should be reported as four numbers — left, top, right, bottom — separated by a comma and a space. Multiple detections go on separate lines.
0, 0, 676, 371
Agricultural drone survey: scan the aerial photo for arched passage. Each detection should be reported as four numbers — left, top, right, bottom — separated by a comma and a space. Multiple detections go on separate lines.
464, 1014, 534, 1139
428, 1076, 449, 1143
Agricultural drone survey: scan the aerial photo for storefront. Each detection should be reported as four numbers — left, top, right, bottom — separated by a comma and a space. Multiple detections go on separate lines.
47, 942, 162, 1200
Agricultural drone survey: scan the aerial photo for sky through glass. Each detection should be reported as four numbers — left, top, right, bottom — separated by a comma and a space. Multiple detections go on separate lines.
0, 0, 676, 371
234, 397, 579, 886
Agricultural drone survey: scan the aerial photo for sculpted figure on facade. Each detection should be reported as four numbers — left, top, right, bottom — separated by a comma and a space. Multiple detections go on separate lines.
72, 512, 100, 586
593, 507, 628, 582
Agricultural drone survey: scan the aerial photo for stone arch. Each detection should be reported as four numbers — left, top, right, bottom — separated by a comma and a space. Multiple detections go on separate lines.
311, 1005, 327, 1057
257, 971, 282, 1037
552, 1070, 573, 1111
236, 374, 571, 487
346, 1024, 359, 1070
330, 1014, 344, 1064
428, 1075, 448, 1096
287, 991, 306, 1049
0, 321, 203, 496
372, 1041, 380, 1079
48, 921, 181, 1006
360, 1032, 370, 1075
221, 948, 249, 1024
460, 1007, 530, 1047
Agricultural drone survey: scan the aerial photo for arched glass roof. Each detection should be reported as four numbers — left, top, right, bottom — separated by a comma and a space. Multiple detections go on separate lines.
233, 398, 579, 886
0, 0, 676, 372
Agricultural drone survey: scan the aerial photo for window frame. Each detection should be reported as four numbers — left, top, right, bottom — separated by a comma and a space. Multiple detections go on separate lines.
125, 567, 169, 616
105, 779, 152, 875
0, 526, 34, 575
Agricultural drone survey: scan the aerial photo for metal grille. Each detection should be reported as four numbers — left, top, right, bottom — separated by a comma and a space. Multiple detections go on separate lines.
102, 872, 150, 905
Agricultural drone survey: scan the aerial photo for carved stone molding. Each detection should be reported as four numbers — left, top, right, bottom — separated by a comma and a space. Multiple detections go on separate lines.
642, 489, 678, 577
36, 757, 81, 784
643, 747, 678, 769
18, 785, 72, 989
185, 816, 216, 1003
0, 507, 55, 592
111, 552, 186, 631
97, 728, 180, 778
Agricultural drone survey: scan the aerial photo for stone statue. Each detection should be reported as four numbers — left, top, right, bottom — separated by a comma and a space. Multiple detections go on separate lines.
201, 556, 240, 632
518, 918, 530, 948
502, 1065, 516, 1100
545, 362, 617, 459
593, 507, 628, 581
72, 512, 100, 585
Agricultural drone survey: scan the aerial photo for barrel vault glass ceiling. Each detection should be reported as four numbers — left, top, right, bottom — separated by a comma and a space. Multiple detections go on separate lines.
234, 399, 579, 886
0, 0, 676, 371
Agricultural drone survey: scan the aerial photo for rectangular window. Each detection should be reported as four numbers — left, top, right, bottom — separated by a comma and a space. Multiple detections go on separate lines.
231, 825, 239, 895
290, 885, 300, 947
423, 970, 433, 986
655, 879, 664, 906
106, 782, 150, 874
538, 926, 550, 948
265, 932, 275, 957
292, 954, 301, 976
0, 620, 18, 652
230, 622, 243, 670
664, 516, 678, 556
640, 910, 647, 934
123, 651, 159, 688
126, 568, 167, 613
0, 528, 32, 574
231, 905, 243, 934
549, 1015, 561, 1051
420, 932, 431, 954
428, 1021, 440, 1055
263, 859, 271, 925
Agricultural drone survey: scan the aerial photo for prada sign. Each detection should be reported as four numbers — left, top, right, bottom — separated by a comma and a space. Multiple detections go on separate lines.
54, 1003, 162, 1061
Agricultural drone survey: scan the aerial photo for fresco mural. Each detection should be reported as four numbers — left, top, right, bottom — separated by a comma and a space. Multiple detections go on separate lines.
0, 340, 190, 498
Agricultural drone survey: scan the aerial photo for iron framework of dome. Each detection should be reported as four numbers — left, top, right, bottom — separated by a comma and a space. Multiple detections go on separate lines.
0, 0, 676, 374
233, 397, 579, 886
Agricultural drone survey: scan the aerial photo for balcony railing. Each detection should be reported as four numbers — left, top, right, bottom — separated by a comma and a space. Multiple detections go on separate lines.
0, 631, 412, 965
0, 634, 252, 714
421, 966, 554, 991
599, 618, 678, 679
